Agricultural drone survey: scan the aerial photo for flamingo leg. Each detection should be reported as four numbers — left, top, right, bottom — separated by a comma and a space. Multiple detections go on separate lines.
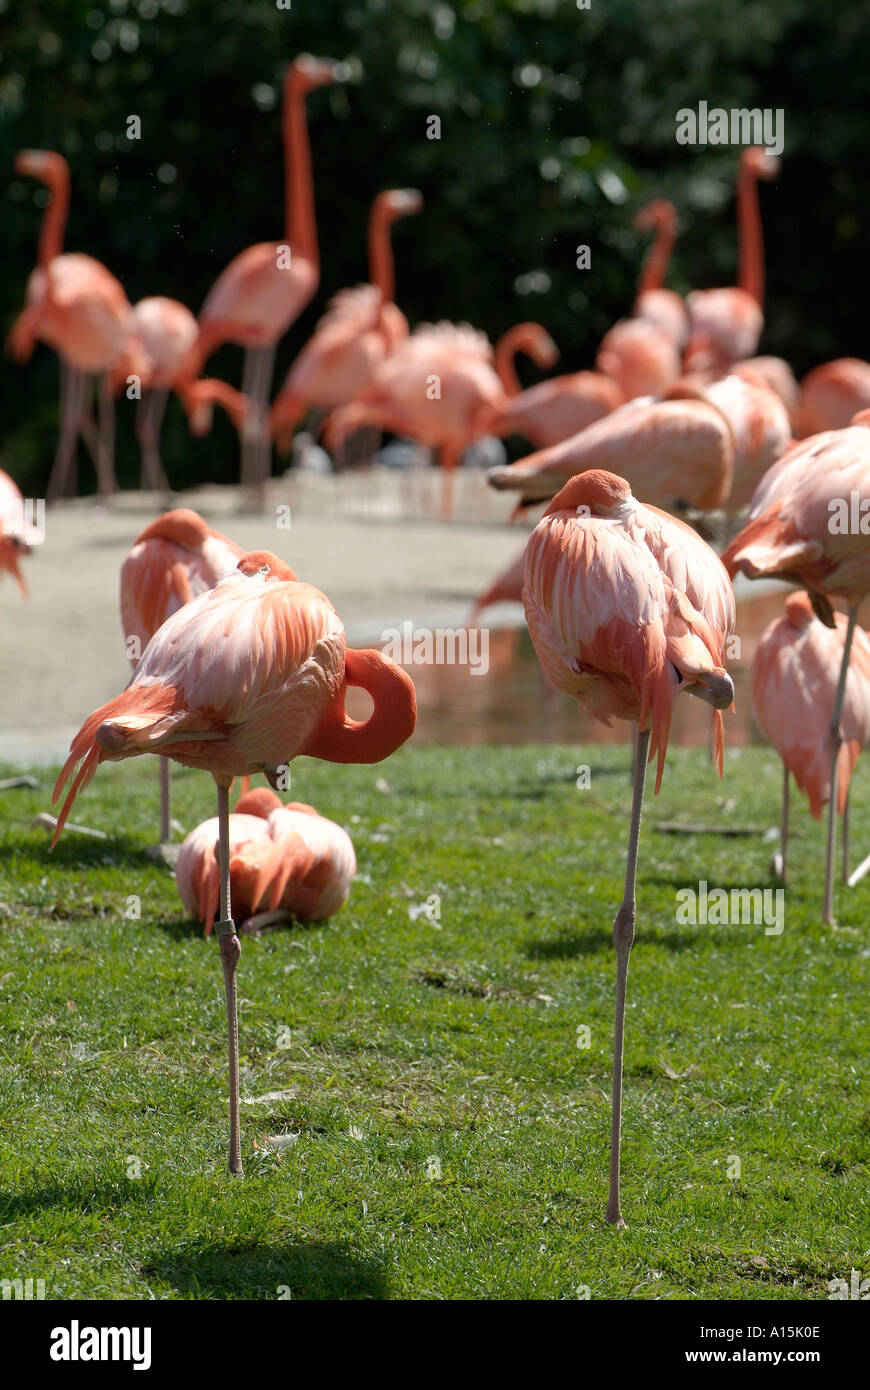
159, 757, 171, 843
439, 441, 460, 521
823, 606, 858, 925
137, 389, 170, 491
214, 779, 243, 1175
842, 786, 850, 885
240, 344, 276, 507
606, 724, 650, 1228
95, 374, 118, 499
777, 765, 789, 883
47, 363, 85, 502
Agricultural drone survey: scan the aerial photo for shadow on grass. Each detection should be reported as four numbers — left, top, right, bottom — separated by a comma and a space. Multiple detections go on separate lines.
0, 1175, 160, 1221
525, 919, 756, 959
0, 833, 156, 872
144, 1238, 388, 1300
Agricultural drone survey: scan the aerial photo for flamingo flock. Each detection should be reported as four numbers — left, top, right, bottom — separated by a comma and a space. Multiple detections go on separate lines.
5, 54, 870, 1231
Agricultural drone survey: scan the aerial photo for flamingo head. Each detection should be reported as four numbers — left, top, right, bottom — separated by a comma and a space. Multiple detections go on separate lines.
234, 788, 283, 818
544, 469, 634, 519
743, 146, 780, 182
784, 591, 815, 631
237, 551, 298, 583
291, 55, 345, 92
14, 149, 69, 186
633, 198, 677, 234
382, 188, 424, 219
518, 323, 559, 370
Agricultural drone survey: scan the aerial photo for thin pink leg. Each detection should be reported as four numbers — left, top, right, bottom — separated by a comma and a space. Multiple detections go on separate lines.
214, 780, 243, 1174
606, 725, 650, 1228
824, 606, 858, 925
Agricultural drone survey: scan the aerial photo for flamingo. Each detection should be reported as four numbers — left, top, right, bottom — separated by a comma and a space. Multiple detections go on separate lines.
270, 188, 423, 450
722, 420, 870, 923
522, 468, 734, 1226
752, 591, 870, 884
326, 322, 510, 517
177, 787, 357, 935
488, 397, 735, 514
0, 469, 40, 596
8, 149, 144, 501
492, 321, 560, 395
665, 373, 792, 511
193, 56, 342, 499
632, 198, 690, 348
595, 317, 683, 400
120, 509, 245, 841
52, 549, 417, 1174
683, 147, 780, 372
731, 356, 801, 421
796, 359, 870, 437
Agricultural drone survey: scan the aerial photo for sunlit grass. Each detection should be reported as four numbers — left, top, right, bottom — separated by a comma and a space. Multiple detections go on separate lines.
0, 744, 867, 1299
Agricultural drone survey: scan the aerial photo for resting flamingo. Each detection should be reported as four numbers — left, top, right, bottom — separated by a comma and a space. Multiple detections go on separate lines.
684, 147, 779, 372
489, 317, 622, 450
8, 149, 144, 501
722, 419, 870, 923
53, 550, 417, 1175
752, 591, 870, 884
177, 787, 357, 936
271, 188, 423, 451
796, 359, 870, 437
120, 509, 245, 841
665, 372, 792, 511
488, 397, 734, 514
522, 468, 734, 1226
193, 56, 342, 498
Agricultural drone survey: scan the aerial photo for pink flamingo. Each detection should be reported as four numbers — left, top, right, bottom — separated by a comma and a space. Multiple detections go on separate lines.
193, 57, 342, 498
752, 590, 870, 883
53, 549, 417, 1174
722, 419, 870, 922
177, 787, 357, 935
120, 508, 246, 841
632, 198, 690, 348
326, 322, 511, 517
796, 359, 870, 437
8, 149, 144, 501
684, 147, 780, 372
0, 470, 40, 596
665, 372, 792, 511
271, 188, 423, 450
522, 468, 734, 1226
488, 396, 735, 513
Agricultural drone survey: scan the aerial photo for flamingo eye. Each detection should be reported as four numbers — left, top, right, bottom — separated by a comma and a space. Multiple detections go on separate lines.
258, 564, 270, 577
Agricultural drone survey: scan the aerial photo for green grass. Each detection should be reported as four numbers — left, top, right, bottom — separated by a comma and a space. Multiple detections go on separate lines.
0, 744, 868, 1300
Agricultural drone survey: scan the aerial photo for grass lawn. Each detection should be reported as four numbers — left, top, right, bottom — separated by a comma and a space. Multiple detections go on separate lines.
0, 743, 868, 1300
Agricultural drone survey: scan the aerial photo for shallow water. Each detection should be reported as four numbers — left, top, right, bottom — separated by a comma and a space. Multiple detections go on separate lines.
354, 588, 796, 749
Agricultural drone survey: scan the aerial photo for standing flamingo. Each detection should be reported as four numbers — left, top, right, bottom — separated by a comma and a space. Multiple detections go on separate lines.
271, 189, 423, 450
522, 468, 734, 1226
8, 149, 144, 500
0, 470, 40, 596
632, 199, 689, 348
52, 550, 417, 1174
326, 322, 510, 517
752, 591, 870, 883
120, 509, 245, 841
684, 147, 780, 372
722, 420, 870, 923
193, 56, 342, 498
177, 787, 357, 935
488, 397, 735, 514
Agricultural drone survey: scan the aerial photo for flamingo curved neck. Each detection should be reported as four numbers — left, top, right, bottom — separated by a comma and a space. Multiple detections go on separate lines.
303, 648, 417, 764
284, 75, 318, 273
368, 204, 396, 304
736, 158, 765, 308
495, 328, 532, 396
38, 161, 70, 266
637, 213, 676, 297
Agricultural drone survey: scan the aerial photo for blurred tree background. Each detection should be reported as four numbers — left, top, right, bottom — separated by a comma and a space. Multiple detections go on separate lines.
1, 0, 868, 494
